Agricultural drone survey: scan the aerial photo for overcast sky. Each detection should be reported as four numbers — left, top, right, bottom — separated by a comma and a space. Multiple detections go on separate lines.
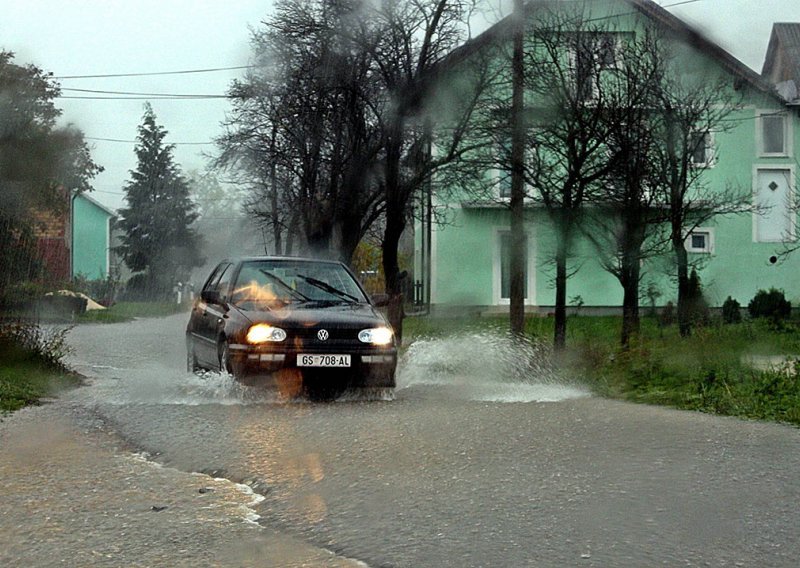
1, 0, 798, 212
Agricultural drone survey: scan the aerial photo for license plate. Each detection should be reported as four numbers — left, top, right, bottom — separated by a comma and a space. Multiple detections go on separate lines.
297, 354, 351, 368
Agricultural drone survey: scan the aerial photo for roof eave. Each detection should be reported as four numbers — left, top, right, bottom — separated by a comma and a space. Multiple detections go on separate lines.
432, 0, 785, 104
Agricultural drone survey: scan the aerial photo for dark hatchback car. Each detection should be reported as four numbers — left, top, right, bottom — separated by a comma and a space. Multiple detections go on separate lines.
186, 256, 397, 397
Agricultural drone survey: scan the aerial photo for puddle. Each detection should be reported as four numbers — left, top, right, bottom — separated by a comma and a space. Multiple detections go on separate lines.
742, 354, 797, 376
397, 332, 590, 403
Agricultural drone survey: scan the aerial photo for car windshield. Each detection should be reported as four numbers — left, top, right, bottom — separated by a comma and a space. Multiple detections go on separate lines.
230, 260, 367, 307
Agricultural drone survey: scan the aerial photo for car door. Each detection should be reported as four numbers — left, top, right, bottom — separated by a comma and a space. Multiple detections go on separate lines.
193, 262, 233, 367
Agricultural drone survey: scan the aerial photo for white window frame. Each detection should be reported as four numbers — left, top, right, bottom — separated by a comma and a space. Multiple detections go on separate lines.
492, 228, 536, 306
756, 110, 792, 158
685, 227, 715, 254
752, 165, 797, 243
492, 139, 512, 200
569, 32, 628, 102
493, 140, 539, 201
690, 130, 716, 169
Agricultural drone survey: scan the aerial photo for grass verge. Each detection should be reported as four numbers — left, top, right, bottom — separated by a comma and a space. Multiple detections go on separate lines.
0, 346, 82, 412
404, 315, 800, 426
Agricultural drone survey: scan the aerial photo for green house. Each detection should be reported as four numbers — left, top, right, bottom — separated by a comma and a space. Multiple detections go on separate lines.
71, 192, 117, 280
415, 0, 800, 314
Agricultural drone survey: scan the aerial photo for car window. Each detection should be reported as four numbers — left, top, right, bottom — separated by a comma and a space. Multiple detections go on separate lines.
203, 262, 225, 291
203, 263, 227, 293
231, 260, 366, 307
213, 263, 234, 299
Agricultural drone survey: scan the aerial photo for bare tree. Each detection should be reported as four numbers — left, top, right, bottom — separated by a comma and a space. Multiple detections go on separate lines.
587, 27, 667, 347
220, 0, 499, 341
452, 5, 638, 348
520, 7, 627, 349
361, 0, 488, 340
651, 57, 746, 336
217, 0, 385, 262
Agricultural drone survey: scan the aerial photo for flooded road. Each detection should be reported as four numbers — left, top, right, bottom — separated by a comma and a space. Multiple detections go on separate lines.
65, 314, 800, 567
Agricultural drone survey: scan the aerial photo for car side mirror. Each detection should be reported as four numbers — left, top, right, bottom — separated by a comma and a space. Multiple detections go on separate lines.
201, 290, 222, 304
371, 293, 390, 307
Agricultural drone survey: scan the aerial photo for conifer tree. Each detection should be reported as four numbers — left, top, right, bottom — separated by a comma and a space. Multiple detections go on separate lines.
116, 104, 201, 299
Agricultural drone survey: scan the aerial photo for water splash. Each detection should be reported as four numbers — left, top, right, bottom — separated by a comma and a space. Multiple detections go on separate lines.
398, 332, 590, 403
70, 363, 283, 406
72, 362, 396, 406
68, 326, 588, 406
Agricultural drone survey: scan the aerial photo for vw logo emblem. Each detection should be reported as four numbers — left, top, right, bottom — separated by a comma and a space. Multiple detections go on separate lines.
317, 329, 329, 341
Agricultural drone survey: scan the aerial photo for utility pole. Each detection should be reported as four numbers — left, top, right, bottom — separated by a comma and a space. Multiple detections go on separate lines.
509, 0, 526, 336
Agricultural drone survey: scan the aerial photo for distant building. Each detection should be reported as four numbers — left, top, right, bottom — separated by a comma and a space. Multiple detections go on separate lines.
32, 190, 118, 283
71, 192, 117, 280
763, 23, 800, 104
31, 187, 71, 283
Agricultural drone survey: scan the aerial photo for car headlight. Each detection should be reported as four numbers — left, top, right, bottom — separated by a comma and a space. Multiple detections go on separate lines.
358, 327, 393, 345
246, 324, 287, 343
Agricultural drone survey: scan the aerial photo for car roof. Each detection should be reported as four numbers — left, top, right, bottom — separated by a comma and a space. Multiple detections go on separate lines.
220, 256, 347, 266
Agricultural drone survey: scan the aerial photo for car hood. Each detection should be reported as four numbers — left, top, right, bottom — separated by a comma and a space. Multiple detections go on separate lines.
234, 301, 389, 329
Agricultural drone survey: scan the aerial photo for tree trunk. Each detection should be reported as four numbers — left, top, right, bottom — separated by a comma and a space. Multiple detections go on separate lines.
268, 125, 282, 256
674, 240, 691, 337
334, 217, 363, 264
509, 0, 526, 337
382, 116, 406, 342
382, 210, 405, 342
620, 252, 641, 348
285, 210, 299, 256
554, 236, 568, 350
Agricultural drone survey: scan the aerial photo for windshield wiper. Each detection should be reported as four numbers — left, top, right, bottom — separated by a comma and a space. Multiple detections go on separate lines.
297, 274, 361, 303
258, 270, 310, 302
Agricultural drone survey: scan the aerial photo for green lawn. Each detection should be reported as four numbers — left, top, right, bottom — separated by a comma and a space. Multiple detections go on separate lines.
0, 342, 82, 413
404, 315, 800, 426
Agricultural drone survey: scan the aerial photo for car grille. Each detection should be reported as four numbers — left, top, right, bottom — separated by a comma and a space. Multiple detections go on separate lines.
286, 327, 361, 347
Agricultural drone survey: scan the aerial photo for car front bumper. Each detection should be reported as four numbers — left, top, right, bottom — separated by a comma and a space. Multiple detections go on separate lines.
227, 342, 397, 387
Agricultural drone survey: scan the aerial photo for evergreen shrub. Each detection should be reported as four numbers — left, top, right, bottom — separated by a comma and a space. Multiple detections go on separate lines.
748, 288, 791, 324
721, 296, 742, 324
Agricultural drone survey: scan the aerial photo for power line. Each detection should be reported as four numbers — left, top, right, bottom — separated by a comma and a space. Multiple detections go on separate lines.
63, 87, 228, 98
85, 136, 213, 145
54, 65, 255, 80
61, 95, 226, 100
659, 0, 706, 8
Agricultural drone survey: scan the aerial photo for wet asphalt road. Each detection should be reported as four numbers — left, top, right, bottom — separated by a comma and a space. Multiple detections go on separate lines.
65, 314, 800, 567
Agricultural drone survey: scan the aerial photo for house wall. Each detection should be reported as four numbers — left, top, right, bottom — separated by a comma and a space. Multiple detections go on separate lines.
32, 205, 70, 283
432, 207, 502, 306
72, 194, 112, 280
432, 103, 800, 310
424, 1, 800, 311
